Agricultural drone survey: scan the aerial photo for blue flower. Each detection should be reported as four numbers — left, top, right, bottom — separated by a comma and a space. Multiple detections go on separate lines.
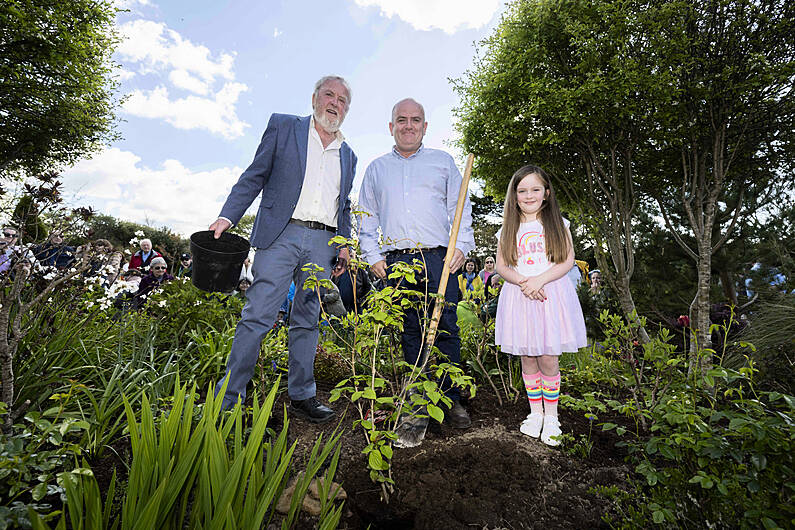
271, 360, 278, 371
585, 413, 597, 422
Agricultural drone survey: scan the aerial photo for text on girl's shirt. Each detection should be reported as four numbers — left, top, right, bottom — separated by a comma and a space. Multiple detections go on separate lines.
517, 228, 546, 266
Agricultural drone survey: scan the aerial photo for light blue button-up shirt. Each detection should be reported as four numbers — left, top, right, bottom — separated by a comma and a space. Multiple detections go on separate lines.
358, 145, 475, 265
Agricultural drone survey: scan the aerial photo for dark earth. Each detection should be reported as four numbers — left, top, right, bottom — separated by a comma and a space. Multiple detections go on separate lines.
282, 382, 632, 530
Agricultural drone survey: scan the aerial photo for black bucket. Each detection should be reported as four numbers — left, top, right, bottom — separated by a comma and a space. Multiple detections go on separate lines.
190, 230, 250, 293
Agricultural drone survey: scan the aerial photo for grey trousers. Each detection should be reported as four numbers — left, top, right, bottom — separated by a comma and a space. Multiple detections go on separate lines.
215, 222, 337, 408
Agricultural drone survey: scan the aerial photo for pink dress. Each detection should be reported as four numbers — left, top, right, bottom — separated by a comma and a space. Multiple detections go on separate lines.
495, 219, 587, 356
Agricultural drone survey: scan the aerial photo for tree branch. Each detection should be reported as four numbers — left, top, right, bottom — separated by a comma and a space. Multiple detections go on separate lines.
712, 184, 745, 253
656, 198, 698, 260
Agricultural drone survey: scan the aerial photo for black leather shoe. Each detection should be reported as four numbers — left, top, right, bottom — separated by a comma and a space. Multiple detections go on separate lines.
444, 401, 471, 429
290, 397, 336, 424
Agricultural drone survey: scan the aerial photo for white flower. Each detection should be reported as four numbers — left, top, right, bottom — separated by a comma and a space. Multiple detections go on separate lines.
135, 230, 145, 238
158, 300, 167, 307
124, 249, 131, 256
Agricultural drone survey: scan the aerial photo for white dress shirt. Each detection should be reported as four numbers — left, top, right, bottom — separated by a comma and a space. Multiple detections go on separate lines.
292, 117, 343, 227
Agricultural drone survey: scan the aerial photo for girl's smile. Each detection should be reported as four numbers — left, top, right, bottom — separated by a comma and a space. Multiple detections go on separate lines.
516, 172, 548, 221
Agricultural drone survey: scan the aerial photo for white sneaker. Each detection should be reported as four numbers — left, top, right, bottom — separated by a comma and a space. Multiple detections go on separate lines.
540, 415, 562, 446
519, 412, 544, 438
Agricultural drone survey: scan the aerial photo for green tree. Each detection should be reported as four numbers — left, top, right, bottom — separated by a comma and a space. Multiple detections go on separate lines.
11, 195, 47, 243
470, 193, 501, 262
80, 214, 189, 266
454, 0, 795, 356
454, 0, 672, 341
228, 213, 255, 239
647, 0, 795, 362
0, 0, 120, 176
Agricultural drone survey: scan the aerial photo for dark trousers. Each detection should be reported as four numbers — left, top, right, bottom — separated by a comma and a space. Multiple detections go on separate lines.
386, 248, 462, 401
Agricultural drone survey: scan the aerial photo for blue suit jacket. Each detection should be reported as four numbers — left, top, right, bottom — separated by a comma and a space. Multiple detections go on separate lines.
219, 113, 357, 249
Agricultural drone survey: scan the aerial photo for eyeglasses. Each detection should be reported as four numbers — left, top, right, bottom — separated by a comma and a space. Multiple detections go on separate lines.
152, 266, 166, 270
3, 232, 17, 238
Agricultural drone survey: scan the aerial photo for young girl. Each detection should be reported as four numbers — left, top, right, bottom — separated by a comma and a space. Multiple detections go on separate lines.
495, 165, 587, 446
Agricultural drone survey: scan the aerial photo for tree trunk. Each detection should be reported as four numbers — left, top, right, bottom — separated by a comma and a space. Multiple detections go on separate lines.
593, 249, 651, 344
719, 268, 737, 306
689, 240, 713, 375
1, 267, 28, 429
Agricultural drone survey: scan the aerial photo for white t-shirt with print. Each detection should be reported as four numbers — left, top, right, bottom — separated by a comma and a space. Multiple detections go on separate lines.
496, 218, 570, 277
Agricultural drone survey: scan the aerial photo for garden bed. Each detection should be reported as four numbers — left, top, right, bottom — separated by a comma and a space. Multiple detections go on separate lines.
281, 383, 630, 529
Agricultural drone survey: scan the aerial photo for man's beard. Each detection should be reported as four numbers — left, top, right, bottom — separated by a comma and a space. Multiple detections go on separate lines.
314, 107, 342, 133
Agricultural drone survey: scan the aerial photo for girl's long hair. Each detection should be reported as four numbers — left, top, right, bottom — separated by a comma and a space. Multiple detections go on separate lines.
499, 165, 569, 267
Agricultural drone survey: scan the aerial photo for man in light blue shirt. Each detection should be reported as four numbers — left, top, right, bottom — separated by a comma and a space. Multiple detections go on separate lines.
358, 98, 475, 428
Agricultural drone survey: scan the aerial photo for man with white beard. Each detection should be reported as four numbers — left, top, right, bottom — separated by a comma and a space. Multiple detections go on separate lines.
209, 76, 357, 422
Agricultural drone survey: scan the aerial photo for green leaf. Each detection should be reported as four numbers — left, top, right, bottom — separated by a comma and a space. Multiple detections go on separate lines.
362, 388, 377, 400
32, 482, 48, 501
368, 450, 384, 471
652, 510, 665, 524
751, 454, 767, 471
761, 517, 779, 529
427, 404, 444, 424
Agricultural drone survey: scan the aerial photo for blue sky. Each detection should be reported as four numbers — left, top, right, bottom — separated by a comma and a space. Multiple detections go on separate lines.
62, 0, 505, 236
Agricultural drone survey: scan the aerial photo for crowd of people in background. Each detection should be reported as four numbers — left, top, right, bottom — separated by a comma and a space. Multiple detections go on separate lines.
0, 226, 187, 312
0, 221, 615, 328
11, 218, 769, 359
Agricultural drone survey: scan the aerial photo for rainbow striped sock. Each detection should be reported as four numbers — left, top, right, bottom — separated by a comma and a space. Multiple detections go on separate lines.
541, 372, 561, 417
522, 371, 543, 415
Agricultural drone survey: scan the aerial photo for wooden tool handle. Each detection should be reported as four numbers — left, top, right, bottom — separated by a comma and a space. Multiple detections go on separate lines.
422, 153, 474, 358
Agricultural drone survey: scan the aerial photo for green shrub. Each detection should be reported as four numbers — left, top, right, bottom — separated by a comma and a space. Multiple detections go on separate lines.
0, 401, 88, 527
141, 278, 243, 351
628, 377, 794, 528
587, 311, 795, 528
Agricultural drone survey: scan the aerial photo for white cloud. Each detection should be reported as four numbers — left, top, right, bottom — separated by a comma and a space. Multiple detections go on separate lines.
273, 27, 282, 38
117, 20, 234, 83
64, 148, 244, 236
353, 0, 501, 33
113, 0, 150, 8
115, 19, 249, 138
118, 68, 136, 81
123, 84, 249, 139
168, 69, 209, 95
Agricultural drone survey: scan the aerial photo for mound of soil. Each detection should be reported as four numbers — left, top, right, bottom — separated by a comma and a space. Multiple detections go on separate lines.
283, 384, 630, 529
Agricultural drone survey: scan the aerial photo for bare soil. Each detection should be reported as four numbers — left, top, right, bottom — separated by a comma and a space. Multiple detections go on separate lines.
281, 383, 631, 530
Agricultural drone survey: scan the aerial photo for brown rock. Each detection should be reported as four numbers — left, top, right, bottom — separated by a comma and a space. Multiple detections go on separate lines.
302, 493, 322, 516
274, 474, 301, 514
309, 477, 348, 501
